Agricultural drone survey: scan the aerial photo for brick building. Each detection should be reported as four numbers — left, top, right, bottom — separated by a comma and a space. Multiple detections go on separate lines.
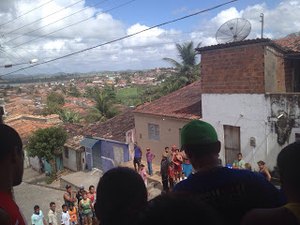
197, 37, 300, 169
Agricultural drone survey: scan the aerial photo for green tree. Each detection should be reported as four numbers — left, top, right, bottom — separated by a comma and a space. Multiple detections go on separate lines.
26, 127, 67, 176
59, 109, 81, 123
84, 108, 104, 123
68, 85, 81, 97
94, 91, 118, 120
43, 92, 65, 115
163, 41, 200, 83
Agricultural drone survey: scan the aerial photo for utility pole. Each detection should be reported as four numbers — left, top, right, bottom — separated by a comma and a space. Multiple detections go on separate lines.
260, 13, 264, 39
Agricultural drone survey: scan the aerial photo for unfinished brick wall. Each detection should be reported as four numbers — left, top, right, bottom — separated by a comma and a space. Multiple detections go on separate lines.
200, 43, 266, 94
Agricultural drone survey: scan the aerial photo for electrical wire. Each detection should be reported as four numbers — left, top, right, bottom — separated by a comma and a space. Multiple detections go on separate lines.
3, 0, 110, 44
7, 0, 135, 48
5, 0, 86, 36
0, 0, 55, 28
0, 0, 238, 77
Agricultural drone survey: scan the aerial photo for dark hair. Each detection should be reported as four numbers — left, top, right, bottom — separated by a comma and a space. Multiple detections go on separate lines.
164, 147, 169, 150
50, 202, 55, 207
257, 160, 265, 166
138, 193, 221, 225
237, 153, 243, 156
277, 141, 300, 189
183, 141, 221, 159
89, 185, 95, 190
0, 124, 22, 161
34, 205, 39, 210
96, 167, 147, 225
65, 184, 71, 189
62, 204, 67, 209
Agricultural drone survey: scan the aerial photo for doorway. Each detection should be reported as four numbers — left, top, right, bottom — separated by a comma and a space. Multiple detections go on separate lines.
223, 125, 241, 165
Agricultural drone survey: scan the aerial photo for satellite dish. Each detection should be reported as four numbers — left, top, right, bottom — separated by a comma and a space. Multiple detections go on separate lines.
216, 18, 251, 44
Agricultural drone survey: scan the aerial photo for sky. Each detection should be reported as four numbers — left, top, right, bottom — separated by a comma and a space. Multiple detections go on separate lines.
0, 0, 299, 76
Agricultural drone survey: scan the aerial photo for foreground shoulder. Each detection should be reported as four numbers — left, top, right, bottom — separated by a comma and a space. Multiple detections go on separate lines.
241, 208, 291, 225
0, 208, 11, 225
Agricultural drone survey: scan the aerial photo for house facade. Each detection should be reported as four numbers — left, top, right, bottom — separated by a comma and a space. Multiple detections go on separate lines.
79, 108, 135, 172
134, 81, 202, 165
197, 37, 300, 169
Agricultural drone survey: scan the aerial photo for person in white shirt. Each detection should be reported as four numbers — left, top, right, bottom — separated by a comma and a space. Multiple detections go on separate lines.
31, 205, 46, 225
48, 202, 58, 225
61, 204, 70, 225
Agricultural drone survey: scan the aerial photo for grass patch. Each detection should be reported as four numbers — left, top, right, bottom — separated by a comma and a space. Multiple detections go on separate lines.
117, 87, 141, 106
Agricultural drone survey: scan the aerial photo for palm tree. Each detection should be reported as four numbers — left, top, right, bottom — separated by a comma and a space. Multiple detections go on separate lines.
163, 41, 200, 83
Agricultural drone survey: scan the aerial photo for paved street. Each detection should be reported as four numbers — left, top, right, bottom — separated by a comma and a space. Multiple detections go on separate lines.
14, 182, 65, 224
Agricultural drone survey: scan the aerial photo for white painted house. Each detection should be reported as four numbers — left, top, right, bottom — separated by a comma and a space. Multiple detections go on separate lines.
197, 37, 300, 170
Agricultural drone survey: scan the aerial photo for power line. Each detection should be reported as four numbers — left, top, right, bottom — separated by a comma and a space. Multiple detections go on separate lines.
1, 0, 238, 77
3, 0, 110, 44
0, 0, 55, 28
4, 0, 85, 36
6, 0, 134, 48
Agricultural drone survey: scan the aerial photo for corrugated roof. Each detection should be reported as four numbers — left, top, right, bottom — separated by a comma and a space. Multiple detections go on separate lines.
134, 80, 202, 120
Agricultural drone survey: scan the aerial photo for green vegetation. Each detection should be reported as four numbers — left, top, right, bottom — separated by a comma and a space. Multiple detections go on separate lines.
83, 85, 119, 122
59, 109, 81, 123
163, 41, 200, 84
43, 91, 65, 115
26, 127, 67, 176
117, 87, 141, 106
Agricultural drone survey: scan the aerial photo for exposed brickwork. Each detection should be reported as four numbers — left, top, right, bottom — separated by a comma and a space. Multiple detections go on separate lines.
200, 43, 266, 94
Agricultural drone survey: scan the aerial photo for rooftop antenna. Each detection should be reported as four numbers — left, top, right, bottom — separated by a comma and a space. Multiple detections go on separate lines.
215, 18, 251, 44
260, 13, 264, 38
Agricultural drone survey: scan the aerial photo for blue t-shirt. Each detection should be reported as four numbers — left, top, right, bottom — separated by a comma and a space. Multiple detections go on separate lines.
182, 163, 193, 177
134, 145, 142, 158
174, 167, 285, 225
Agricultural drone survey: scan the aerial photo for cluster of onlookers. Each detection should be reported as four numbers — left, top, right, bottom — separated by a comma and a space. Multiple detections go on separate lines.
29, 184, 96, 225
231, 152, 272, 182
1, 120, 300, 225
133, 143, 193, 191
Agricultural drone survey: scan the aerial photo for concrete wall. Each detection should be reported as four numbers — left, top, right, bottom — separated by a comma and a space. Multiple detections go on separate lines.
264, 46, 286, 92
134, 113, 190, 165
202, 93, 274, 170
63, 148, 78, 171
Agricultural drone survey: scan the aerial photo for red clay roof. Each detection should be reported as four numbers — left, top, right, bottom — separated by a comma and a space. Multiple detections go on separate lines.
134, 80, 202, 120
63, 108, 135, 142
274, 35, 300, 53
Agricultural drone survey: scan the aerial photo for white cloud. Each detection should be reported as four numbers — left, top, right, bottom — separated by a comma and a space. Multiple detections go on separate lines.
0, 0, 299, 74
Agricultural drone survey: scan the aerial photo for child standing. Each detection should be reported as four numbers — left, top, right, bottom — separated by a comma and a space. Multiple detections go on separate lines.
68, 203, 78, 225
139, 164, 148, 187
61, 204, 70, 225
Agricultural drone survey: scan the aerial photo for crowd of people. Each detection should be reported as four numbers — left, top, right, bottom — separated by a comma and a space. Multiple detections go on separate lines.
133, 143, 193, 191
28, 183, 97, 225
1, 120, 300, 225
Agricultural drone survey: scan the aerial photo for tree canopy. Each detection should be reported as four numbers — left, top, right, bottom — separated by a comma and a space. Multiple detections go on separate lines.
163, 41, 200, 83
26, 126, 67, 163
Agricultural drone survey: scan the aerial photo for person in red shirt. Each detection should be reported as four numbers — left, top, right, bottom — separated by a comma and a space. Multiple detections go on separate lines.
0, 124, 26, 225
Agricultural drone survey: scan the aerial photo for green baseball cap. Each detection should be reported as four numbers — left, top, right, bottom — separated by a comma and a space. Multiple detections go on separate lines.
181, 120, 218, 147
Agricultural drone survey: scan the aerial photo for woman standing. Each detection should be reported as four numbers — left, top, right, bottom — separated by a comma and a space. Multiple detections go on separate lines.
79, 191, 93, 225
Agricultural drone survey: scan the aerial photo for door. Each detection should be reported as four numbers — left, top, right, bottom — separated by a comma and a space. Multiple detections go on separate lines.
223, 125, 241, 165
85, 151, 92, 171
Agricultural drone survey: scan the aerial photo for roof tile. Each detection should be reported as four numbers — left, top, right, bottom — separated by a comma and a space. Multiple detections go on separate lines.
134, 80, 201, 119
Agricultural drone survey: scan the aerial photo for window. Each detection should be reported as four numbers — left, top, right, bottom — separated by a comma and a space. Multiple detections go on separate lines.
148, 123, 160, 140
64, 147, 69, 159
